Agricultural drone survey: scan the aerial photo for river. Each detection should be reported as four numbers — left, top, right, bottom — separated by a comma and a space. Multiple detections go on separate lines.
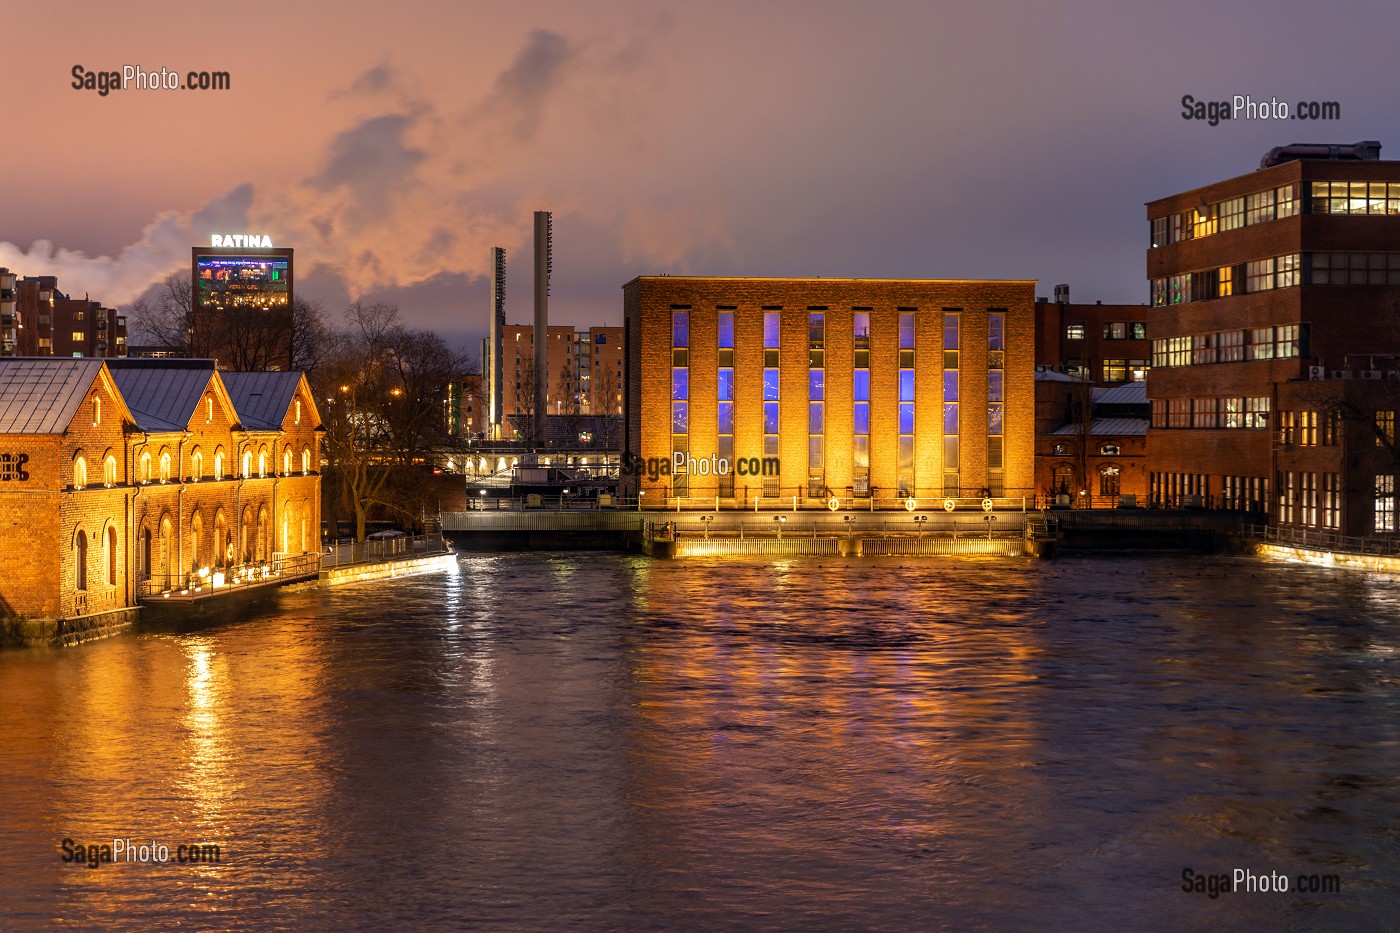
1, 553, 1397, 931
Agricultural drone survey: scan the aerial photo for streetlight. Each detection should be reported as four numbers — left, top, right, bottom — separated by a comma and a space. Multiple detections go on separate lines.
914, 514, 927, 539
638, 490, 645, 512
774, 514, 786, 539
700, 515, 713, 539
843, 514, 853, 540
983, 514, 998, 539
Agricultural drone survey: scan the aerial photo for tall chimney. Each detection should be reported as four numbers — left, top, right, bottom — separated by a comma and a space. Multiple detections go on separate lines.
488, 246, 505, 436
533, 211, 551, 447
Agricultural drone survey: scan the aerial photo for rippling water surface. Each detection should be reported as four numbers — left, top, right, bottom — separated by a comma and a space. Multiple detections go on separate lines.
1, 554, 1398, 931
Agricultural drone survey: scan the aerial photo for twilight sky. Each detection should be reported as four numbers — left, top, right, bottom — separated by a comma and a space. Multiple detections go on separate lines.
4, 0, 1399, 357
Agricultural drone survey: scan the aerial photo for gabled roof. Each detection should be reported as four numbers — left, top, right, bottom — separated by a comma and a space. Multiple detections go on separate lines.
0, 358, 109, 434
1092, 382, 1148, 405
222, 371, 305, 431
1050, 418, 1150, 437
107, 359, 220, 433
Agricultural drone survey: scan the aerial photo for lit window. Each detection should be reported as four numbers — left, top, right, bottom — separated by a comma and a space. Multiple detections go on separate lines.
104, 455, 116, 486
159, 452, 171, 482
258, 450, 267, 478
243, 450, 252, 478
192, 450, 203, 481
295, 399, 301, 424
215, 450, 224, 478
140, 452, 151, 483
1065, 323, 1085, 340
92, 396, 101, 426
283, 448, 292, 475
206, 396, 214, 422
73, 455, 87, 489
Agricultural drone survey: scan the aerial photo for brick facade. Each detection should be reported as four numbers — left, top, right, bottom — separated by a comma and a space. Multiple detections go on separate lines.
622, 277, 1036, 505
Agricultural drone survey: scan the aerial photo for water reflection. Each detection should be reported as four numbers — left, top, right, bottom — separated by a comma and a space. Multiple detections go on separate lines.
0, 554, 1395, 931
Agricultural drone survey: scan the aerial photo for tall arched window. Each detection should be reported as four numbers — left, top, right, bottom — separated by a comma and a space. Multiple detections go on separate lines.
283, 447, 292, 475
73, 455, 87, 489
302, 446, 311, 474
206, 396, 214, 423
106, 525, 118, 586
75, 529, 88, 591
92, 396, 101, 426
103, 454, 117, 486
192, 449, 204, 482
140, 451, 152, 483
214, 449, 225, 479
159, 451, 171, 483
258, 449, 267, 478
294, 399, 302, 424
242, 450, 252, 479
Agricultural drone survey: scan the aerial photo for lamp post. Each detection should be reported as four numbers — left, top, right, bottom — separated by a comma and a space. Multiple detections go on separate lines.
700, 515, 713, 539
843, 515, 853, 541
774, 515, 786, 539
638, 490, 645, 512
984, 514, 998, 539
914, 515, 927, 539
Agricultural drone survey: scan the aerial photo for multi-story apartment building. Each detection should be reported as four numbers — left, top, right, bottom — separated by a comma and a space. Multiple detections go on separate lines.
490, 324, 625, 434
622, 276, 1035, 505
0, 270, 127, 358
1145, 140, 1400, 534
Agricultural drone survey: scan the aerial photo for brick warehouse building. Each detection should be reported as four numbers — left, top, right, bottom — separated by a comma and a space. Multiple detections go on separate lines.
1145, 141, 1400, 535
0, 358, 322, 643
622, 277, 1035, 505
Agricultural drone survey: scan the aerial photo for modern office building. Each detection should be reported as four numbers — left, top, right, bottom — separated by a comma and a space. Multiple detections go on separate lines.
189, 240, 295, 370
0, 269, 128, 359
622, 276, 1036, 505
0, 357, 322, 644
1144, 140, 1400, 534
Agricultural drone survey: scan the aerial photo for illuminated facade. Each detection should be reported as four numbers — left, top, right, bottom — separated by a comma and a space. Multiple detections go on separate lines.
1145, 141, 1400, 532
0, 358, 322, 644
490, 324, 625, 434
0, 269, 127, 358
622, 277, 1036, 505
189, 244, 295, 370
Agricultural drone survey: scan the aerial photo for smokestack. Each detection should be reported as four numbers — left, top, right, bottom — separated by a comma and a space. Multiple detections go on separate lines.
533, 211, 551, 447
488, 246, 505, 436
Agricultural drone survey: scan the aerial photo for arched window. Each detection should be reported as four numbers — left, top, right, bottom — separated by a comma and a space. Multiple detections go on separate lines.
104, 454, 117, 486
302, 446, 311, 474
258, 449, 267, 478
191, 449, 203, 481
294, 399, 302, 425
1052, 465, 1074, 496
106, 524, 118, 586
92, 396, 101, 426
242, 450, 252, 479
140, 451, 152, 484
283, 447, 292, 475
159, 451, 171, 483
206, 396, 214, 423
214, 448, 225, 479
73, 455, 87, 489
1099, 465, 1122, 498
75, 529, 88, 591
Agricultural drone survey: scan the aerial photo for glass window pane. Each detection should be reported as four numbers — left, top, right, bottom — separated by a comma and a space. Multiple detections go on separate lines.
853, 369, 870, 401
899, 370, 915, 401
718, 401, 734, 434
718, 312, 735, 348
988, 313, 1004, 351
672, 367, 688, 400
718, 368, 734, 401
809, 369, 824, 400
809, 401, 824, 434
854, 401, 870, 435
899, 402, 914, 434
944, 370, 959, 402
763, 312, 780, 348
764, 401, 779, 434
672, 312, 689, 347
944, 313, 960, 350
763, 368, 780, 401
899, 312, 915, 349
988, 403, 1004, 435
672, 401, 688, 433
944, 402, 959, 434
988, 370, 1004, 402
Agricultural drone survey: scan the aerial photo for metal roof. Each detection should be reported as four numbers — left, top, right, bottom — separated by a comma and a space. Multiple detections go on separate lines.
1035, 369, 1089, 383
222, 372, 303, 430
107, 359, 218, 433
1092, 382, 1148, 405
1050, 418, 1149, 437
0, 359, 106, 434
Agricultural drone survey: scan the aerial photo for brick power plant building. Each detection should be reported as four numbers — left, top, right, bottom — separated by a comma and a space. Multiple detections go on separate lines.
1146, 140, 1400, 536
623, 277, 1035, 505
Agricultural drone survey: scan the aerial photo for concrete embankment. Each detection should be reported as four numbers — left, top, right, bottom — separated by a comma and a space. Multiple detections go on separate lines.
1254, 542, 1400, 573
315, 552, 459, 587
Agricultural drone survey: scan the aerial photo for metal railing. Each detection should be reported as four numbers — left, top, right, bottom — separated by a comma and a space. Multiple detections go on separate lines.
646, 516, 1026, 542
649, 494, 1030, 513
1246, 523, 1400, 557
136, 552, 323, 599
320, 532, 448, 569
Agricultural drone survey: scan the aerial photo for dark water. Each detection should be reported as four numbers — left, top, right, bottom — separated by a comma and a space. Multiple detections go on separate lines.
1, 554, 1398, 931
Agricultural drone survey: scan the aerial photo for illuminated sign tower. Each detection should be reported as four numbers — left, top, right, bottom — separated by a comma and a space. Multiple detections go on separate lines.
190, 237, 294, 370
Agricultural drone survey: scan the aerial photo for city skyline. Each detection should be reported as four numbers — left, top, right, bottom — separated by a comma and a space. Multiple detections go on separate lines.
4, 0, 1399, 356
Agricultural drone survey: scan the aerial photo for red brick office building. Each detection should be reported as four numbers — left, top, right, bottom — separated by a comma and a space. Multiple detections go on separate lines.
1145, 140, 1400, 535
